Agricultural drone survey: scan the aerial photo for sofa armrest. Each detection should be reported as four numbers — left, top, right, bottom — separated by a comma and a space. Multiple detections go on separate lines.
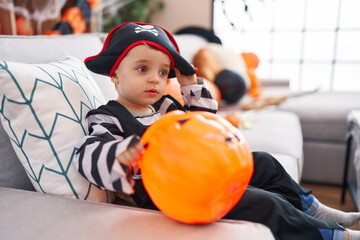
0, 187, 274, 240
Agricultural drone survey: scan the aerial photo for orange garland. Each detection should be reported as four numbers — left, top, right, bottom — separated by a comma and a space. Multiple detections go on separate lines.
61, 6, 86, 34
87, 0, 101, 9
16, 17, 34, 35
46, 0, 100, 35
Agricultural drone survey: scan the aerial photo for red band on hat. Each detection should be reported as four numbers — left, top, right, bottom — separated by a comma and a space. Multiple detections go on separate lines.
109, 40, 176, 78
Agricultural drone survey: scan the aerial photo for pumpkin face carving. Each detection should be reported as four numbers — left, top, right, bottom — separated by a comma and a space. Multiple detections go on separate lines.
139, 110, 253, 224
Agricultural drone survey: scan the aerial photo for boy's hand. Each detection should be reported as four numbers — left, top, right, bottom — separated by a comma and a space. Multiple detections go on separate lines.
174, 68, 198, 86
117, 141, 144, 187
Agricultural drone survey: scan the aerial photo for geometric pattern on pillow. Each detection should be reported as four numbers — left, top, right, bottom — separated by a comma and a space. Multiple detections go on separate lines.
0, 56, 111, 201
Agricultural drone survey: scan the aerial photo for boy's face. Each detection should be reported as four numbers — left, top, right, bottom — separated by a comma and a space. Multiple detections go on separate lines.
111, 45, 171, 114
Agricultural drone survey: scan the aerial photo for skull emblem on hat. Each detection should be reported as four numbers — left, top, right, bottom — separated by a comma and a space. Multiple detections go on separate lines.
134, 25, 159, 36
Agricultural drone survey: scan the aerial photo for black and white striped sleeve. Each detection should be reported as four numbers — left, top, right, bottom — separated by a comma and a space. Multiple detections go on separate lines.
74, 113, 138, 194
180, 83, 218, 113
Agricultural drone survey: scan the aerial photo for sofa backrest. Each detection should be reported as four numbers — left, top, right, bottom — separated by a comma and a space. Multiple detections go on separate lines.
0, 33, 208, 191
0, 33, 117, 190
0, 33, 117, 100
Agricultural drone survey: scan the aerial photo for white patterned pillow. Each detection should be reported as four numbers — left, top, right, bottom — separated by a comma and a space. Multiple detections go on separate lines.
0, 56, 111, 201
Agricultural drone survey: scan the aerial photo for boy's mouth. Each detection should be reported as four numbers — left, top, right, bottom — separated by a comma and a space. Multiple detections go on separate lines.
146, 89, 158, 93
145, 89, 159, 96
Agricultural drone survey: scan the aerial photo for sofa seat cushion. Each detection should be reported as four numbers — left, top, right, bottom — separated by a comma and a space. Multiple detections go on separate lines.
219, 110, 303, 182
240, 110, 303, 174
278, 92, 360, 142
0, 188, 275, 240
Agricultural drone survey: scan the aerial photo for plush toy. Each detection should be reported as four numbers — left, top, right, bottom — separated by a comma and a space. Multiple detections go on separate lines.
139, 110, 253, 224
214, 69, 247, 104
193, 43, 263, 103
192, 48, 221, 82
206, 43, 249, 81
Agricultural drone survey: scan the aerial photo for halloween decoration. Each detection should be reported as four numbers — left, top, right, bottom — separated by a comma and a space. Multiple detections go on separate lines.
241, 52, 262, 98
139, 110, 254, 224
214, 69, 247, 104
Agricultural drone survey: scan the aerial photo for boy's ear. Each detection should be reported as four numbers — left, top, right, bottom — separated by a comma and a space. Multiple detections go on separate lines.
111, 73, 119, 83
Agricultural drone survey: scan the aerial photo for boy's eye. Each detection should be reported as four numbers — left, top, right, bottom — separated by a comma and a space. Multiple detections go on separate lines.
160, 70, 168, 77
137, 66, 146, 72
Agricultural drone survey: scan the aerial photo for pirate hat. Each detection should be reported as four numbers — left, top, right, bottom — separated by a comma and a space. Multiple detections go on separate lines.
84, 22, 196, 78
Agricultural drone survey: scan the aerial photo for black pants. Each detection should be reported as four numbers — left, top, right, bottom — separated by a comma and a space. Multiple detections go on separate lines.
224, 152, 342, 240
131, 151, 343, 240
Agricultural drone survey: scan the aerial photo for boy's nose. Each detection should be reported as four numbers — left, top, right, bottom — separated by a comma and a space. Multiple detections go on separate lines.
148, 72, 160, 83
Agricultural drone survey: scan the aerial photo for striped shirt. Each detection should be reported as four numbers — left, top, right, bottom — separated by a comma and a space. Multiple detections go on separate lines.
74, 84, 218, 194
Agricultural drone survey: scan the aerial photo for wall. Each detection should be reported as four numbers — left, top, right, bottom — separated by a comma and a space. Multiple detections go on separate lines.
151, 0, 213, 33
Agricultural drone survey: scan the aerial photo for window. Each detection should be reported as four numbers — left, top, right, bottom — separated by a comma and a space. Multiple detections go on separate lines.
213, 0, 360, 92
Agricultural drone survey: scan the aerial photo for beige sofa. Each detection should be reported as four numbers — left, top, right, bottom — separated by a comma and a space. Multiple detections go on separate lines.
0, 187, 273, 240
0, 33, 296, 240
279, 92, 360, 185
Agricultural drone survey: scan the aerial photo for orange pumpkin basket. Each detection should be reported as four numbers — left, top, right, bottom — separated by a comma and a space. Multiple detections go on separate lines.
139, 110, 253, 224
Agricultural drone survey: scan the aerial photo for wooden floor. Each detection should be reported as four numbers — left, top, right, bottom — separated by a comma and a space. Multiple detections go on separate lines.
301, 182, 359, 230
